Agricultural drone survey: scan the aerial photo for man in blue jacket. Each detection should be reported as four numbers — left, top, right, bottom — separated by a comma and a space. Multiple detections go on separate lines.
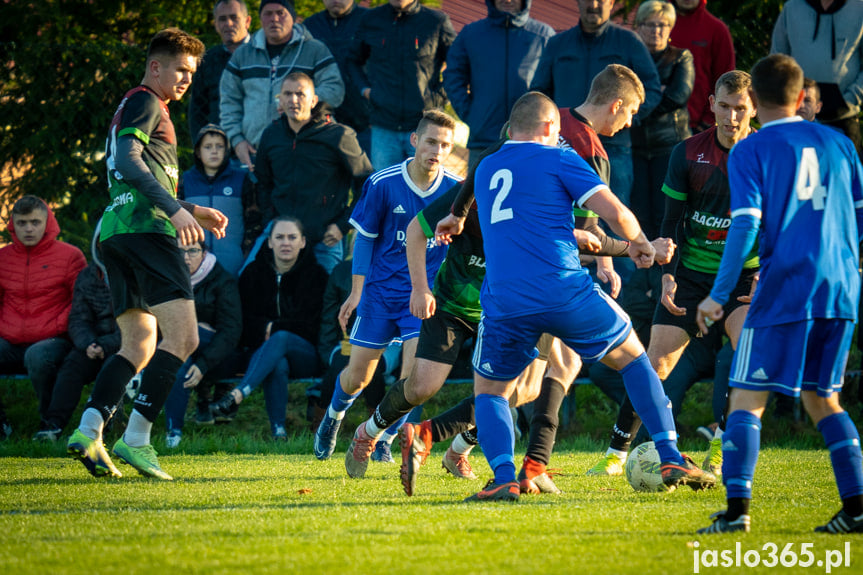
443, 0, 554, 172
531, 0, 661, 209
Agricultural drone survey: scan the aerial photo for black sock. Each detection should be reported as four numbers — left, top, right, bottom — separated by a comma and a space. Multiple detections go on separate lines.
86, 354, 137, 422
525, 377, 566, 466
726, 497, 751, 521
133, 349, 183, 422
430, 396, 475, 443
609, 393, 642, 452
373, 378, 413, 429
843, 495, 863, 518
461, 428, 479, 445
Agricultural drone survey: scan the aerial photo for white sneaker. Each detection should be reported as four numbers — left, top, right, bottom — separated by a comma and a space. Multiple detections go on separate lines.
165, 430, 182, 449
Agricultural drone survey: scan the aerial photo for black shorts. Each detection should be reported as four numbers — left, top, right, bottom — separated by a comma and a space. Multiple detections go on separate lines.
415, 309, 477, 365
653, 265, 758, 337
102, 233, 193, 316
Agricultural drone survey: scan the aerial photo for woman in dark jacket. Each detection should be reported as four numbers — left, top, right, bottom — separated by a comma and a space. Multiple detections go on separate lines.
631, 0, 694, 239
164, 240, 242, 448
212, 216, 329, 439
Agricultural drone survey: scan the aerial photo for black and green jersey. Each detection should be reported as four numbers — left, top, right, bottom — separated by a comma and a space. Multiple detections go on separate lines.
662, 127, 759, 274
416, 184, 485, 324
102, 86, 179, 240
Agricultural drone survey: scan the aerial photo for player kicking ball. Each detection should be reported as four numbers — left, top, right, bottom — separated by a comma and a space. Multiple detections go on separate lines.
695, 54, 863, 534
438, 87, 716, 502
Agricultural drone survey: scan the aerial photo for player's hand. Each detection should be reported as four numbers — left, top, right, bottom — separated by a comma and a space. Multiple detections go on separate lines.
596, 257, 621, 298
574, 229, 601, 253
235, 140, 257, 172
338, 290, 362, 334
738, 272, 760, 304
660, 273, 686, 316
410, 287, 436, 320
434, 213, 466, 245
322, 224, 343, 247
628, 238, 656, 269
696, 296, 724, 335
171, 208, 206, 246
651, 237, 676, 266
183, 364, 203, 388
193, 206, 229, 239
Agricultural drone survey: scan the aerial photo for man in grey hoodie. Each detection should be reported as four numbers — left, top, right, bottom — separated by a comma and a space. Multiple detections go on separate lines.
772, 0, 863, 156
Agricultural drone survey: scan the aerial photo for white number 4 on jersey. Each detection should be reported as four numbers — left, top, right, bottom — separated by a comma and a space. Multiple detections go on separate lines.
795, 147, 826, 210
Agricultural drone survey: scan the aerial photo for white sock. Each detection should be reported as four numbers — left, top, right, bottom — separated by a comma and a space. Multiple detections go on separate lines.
714, 427, 724, 441
364, 416, 385, 438
79, 408, 104, 441
123, 410, 153, 447
607, 447, 628, 462
380, 430, 397, 445
327, 405, 346, 421
451, 433, 475, 456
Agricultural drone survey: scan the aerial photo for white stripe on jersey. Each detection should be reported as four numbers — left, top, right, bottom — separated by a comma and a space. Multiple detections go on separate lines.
576, 184, 611, 209
349, 218, 378, 238
369, 163, 403, 185
731, 207, 762, 219
734, 327, 753, 382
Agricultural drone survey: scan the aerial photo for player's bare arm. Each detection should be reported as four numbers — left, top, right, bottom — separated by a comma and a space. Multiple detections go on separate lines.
406, 216, 436, 320
338, 274, 364, 333
582, 188, 655, 268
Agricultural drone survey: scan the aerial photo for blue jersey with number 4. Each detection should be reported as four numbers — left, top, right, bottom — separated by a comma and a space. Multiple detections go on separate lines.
728, 117, 863, 327
474, 141, 610, 319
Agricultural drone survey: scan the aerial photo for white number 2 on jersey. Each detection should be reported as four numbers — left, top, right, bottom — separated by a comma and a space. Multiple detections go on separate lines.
490, 169, 514, 224
795, 147, 826, 210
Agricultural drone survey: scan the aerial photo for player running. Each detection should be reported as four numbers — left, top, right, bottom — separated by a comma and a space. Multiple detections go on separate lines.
695, 54, 863, 534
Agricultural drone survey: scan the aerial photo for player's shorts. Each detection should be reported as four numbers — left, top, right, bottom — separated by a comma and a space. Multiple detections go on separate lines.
653, 266, 759, 336
415, 309, 477, 365
349, 312, 421, 349
101, 233, 193, 316
730, 318, 854, 398
473, 284, 631, 381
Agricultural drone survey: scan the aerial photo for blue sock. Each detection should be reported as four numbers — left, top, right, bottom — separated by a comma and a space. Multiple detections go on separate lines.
475, 393, 516, 484
619, 353, 683, 465
328, 373, 360, 419
722, 410, 762, 499
382, 413, 410, 444
818, 412, 863, 499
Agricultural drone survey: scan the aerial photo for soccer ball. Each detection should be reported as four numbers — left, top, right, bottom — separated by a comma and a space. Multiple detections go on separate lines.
625, 441, 666, 492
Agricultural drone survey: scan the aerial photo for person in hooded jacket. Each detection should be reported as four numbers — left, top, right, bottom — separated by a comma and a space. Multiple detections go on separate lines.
163, 240, 243, 448
443, 0, 554, 172
211, 216, 328, 439
255, 72, 372, 274
180, 124, 252, 276
33, 222, 121, 442
0, 196, 86, 439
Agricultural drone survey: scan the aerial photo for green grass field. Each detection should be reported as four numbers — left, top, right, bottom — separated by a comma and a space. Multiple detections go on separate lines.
2, 379, 862, 574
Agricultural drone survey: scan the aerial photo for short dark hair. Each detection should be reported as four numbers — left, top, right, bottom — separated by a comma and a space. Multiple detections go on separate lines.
508, 91, 559, 134
146, 28, 205, 64
803, 77, 821, 102
11, 195, 48, 216
750, 54, 803, 108
415, 109, 457, 136
214, 0, 249, 17
282, 71, 314, 90
585, 64, 645, 107
714, 70, 751, 97
270, 215, 305, 238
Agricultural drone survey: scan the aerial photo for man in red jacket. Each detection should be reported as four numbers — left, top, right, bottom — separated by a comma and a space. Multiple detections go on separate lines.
669, 0, 735, 133
0, 195, 87, 439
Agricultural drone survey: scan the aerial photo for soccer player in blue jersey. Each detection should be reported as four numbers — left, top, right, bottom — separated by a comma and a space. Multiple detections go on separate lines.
440, 86, 716, 502
696, 54, 863, 534
313, 110, 461, 460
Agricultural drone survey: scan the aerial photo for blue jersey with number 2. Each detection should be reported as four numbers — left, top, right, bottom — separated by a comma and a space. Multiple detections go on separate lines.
473, 141, 610, 319
728, 117, 863, 327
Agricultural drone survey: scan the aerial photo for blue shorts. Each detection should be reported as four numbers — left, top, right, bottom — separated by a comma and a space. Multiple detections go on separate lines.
349, 313, 421, 349
472, 284, 632, 381
731, 319, 854, 398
